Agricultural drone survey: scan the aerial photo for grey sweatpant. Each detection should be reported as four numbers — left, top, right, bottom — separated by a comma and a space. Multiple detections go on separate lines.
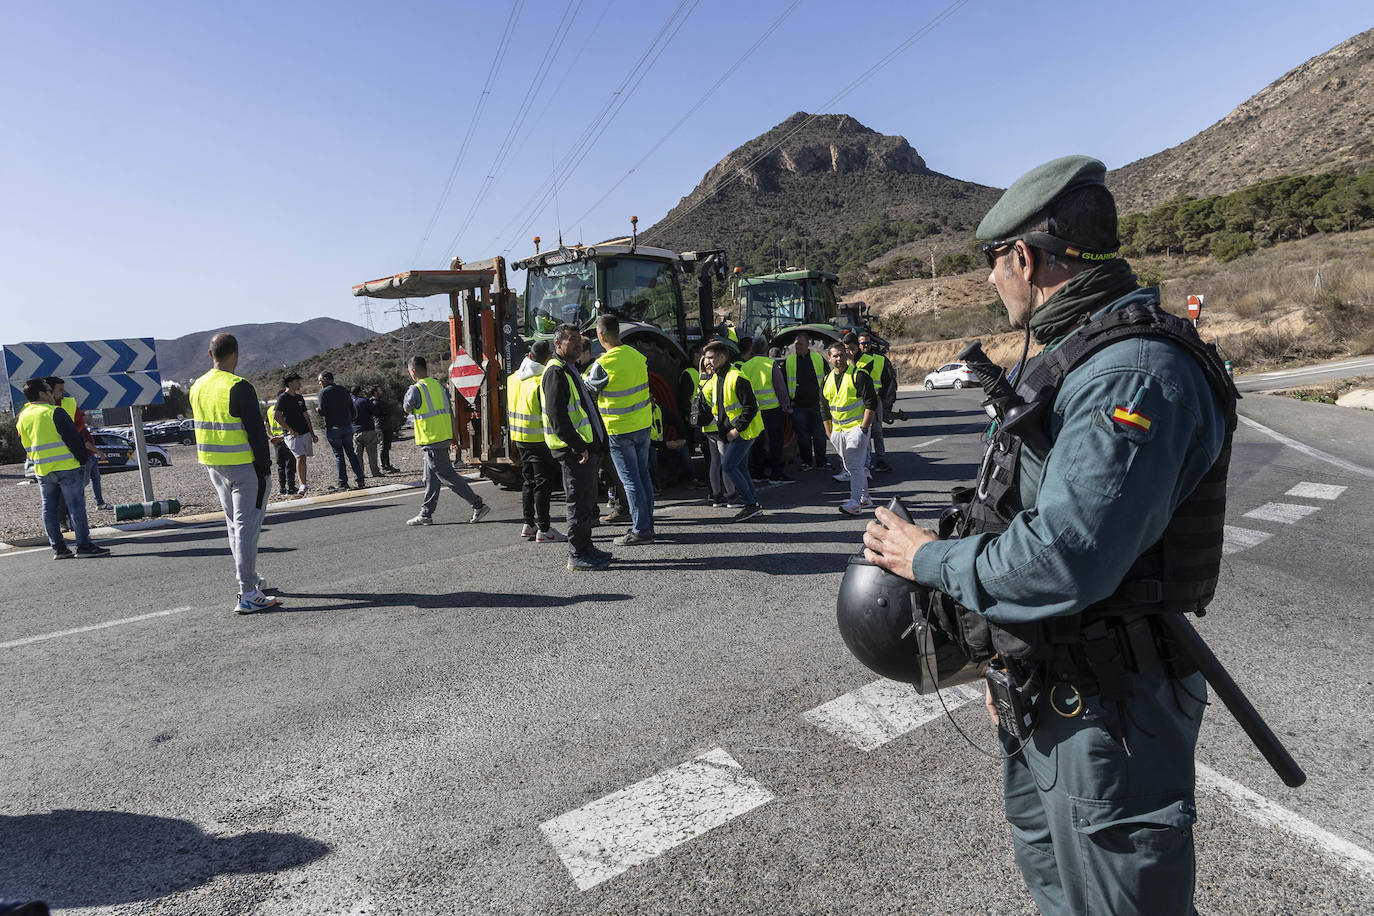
207, 463, 267, 596
420, 442, 483, 517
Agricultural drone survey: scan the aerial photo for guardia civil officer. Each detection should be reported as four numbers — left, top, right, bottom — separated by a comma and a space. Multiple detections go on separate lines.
189, 333, 277, 612
542, 324, 613, 570
863, 156, 1234, 915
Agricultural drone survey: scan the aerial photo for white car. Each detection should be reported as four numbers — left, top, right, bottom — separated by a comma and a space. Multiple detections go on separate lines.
923, 362, 978, 390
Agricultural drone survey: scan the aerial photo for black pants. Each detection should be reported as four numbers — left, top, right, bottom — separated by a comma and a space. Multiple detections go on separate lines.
749, 408, 785, 476
275, 441, 296, 493
380, 426, 394, 468
559, 451, 598, 557
516, 441, 556, 530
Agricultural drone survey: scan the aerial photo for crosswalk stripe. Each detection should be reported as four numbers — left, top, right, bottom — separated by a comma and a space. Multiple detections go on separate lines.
801, 679, 983, 751
1222, 525, 1274, 554
1285, 482, 1347, 500
1243, 502, 1321, 524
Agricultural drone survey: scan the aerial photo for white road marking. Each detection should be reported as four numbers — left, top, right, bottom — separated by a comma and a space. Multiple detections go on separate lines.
1286, 482, 1347, 500
910, 437, 946, 450
1238, 415, 1374, 479
801, 679, 984, 751
1243, 502, 1322, 525
1222, 525, 1274, 554
540, 747, 774, 891
1197, 764, 1374, 880
1, 607, 194, 650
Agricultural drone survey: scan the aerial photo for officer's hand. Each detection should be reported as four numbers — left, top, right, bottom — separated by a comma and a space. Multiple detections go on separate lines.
985, 680, 1000, 727
861, 506, 937, 582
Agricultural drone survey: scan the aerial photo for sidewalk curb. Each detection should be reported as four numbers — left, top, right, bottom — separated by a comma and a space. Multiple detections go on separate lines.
0, 478, 432, 551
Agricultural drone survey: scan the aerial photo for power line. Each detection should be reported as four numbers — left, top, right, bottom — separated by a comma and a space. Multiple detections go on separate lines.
644, 0, 971, 245
406, 0, 525, 268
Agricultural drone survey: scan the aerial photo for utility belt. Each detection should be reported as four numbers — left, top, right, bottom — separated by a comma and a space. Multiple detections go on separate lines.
1045, 613, 1198, 700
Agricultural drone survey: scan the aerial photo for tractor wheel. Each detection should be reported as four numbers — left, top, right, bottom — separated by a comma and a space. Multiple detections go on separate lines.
481, 461, 523, 491
631, 336, 689, 486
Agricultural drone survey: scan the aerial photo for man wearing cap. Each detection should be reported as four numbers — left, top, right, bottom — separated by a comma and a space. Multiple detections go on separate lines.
694, 337, 763, 521
862, 156, 1234, 914
275, 374, 316, 494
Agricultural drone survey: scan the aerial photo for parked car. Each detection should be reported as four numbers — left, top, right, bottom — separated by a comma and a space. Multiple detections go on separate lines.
142, 421, 186, 445
178, 418, 195, 445
91, 432, 172, 470
923, 361, 978, 390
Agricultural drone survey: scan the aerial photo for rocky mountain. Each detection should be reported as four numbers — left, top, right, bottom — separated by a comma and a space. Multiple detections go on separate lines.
644, 113, 1001, 272
1108, 28, 1374, 213
157, 317, 376, 385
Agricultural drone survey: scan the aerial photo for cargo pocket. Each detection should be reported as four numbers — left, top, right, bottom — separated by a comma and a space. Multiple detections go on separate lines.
1063, 401, 1156, 499
1070, 794, 1197, 914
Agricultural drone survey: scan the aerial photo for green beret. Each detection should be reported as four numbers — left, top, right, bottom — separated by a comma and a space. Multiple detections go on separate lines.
976, 155, 1108, 240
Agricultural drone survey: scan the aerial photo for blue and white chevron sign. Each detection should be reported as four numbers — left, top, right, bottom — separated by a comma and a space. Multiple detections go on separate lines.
3, 338, 164, 410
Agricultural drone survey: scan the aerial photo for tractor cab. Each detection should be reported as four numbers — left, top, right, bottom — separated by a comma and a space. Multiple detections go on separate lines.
734, 270, 847, 347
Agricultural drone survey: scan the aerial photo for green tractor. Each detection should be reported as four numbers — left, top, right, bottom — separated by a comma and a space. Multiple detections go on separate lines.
733, 269, 873, 351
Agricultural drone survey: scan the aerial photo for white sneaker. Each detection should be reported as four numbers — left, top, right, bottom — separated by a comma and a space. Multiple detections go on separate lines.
535, 528, 566, 542
520, 523, 537, 540
406, 513, 433, 526
833, 470, 851, 482
469, 503, 492, 523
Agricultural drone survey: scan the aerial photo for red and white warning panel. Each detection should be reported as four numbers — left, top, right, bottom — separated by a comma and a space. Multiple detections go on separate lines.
449, 345, 485, 407
1187, 294, 1204, 320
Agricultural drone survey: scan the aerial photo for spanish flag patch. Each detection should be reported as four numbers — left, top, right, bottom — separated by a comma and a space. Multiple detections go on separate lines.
1111, 407, 1152, 432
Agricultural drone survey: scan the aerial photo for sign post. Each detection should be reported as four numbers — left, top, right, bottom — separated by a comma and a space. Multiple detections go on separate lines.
3, 337, 164, 502
1186, 294, 1204, 327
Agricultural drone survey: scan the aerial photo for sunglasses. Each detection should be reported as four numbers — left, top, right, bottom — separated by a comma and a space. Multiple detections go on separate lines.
980, 237, 1021, 269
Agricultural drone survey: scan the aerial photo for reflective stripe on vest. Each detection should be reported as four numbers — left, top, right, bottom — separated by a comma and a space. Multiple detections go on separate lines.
701, 368, 763, 440
413, 377, 453, 446
595, 346, 652, 434
542, 357, 593, 449
17, 403, 81, 475
740, 356, 780, 411
823, 367, 865, 431
189, 368, 254, 466
784, 351, 825, 397
507, 372, 548, 444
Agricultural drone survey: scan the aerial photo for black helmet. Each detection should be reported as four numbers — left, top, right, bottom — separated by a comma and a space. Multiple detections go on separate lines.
835, 554, 926, 682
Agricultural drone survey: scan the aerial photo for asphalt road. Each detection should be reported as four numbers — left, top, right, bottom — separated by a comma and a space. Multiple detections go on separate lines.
1234, 355, 1374, 392
3, 387, 1372, 915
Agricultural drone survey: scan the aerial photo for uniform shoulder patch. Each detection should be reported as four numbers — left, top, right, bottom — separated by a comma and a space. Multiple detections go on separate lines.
1111, 406, 1152, 432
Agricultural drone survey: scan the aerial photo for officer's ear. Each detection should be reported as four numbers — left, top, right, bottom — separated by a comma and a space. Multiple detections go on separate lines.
1014, 240, 1036, 282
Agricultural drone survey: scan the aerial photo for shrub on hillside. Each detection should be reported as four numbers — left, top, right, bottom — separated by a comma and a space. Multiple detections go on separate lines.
0, 413, 23, 464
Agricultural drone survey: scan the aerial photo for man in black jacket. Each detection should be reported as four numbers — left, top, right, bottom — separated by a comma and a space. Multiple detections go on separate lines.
541, 324, 612, 571
316, 371, 365, 490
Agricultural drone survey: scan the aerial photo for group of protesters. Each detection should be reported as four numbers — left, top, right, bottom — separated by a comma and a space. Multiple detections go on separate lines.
265, 372, 403, 497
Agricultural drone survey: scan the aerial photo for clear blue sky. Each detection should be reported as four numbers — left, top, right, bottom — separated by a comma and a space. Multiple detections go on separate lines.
2, 0, 1369, 345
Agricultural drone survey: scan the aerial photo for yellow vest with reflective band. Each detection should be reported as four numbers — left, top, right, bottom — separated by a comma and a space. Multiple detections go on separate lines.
784, 351, 826, 397
701, 368, 763, 440
856, 352, 887, 390
650, 403, 664, 443
689, 368, 717, 434
542, 357, 594, 449
740, 356, 780, 411
17, 402, 81, 475
412, 376, 453, 446
506, 371, 548, 445
595, 345, 652, 435
823, 367, 866, 431
268, 402, 286, 437
189, 368, 254, 466
726, 326, 738, 343
58, 395, 78, 421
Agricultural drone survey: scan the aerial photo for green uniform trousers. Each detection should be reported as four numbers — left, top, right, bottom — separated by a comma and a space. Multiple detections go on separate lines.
1000, 670, 1206, 915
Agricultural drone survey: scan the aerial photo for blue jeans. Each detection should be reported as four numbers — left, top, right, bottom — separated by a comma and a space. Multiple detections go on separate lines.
84, 453, 105, 505
325, 426, 364, 485
721, 434, 758, 506
41, 467, 92, 551
790, 406, 826, 466
607, 427, 654, 535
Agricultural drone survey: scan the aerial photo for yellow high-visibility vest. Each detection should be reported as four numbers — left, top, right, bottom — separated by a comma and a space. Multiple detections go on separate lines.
412, 377, 453, 446
189, 368, 254, 466
507, 371, 548, 445
856, 352, 887, 390
740, 355, 780, 411
650, 403, 664, 443
823, 367, 866, 432
58, 395, 78, 421
688, 368, 717, 434
268, 402, 286, 437
700, 368, 763, 441
542, 357, 593, 450
594, 345, 652, 435
784, 351, 826, 397
17, 402, 81, 475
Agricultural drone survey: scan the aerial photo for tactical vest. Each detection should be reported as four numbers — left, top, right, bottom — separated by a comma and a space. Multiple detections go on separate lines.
412, 377, 454, 446
189, 369, 254, 466
739, 356, 780, 411
507, 372, 547, 445
930, 301, 1238, 673
822, 367, 865, 431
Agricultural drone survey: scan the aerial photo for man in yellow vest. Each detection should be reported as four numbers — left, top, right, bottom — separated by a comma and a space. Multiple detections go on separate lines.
50, 376, 110, 511
17, 377, 110, 559
738, 336, 791, 484
584, 315, 656, 546
822, 340, 878, 516
188, 333, 277, 611
695, 337, 764, 521
403, 355, 491, 526
542, 323, 612, 570
267, 389, 296, 496
854, 329, 897, 473
507, 340, 562, 542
